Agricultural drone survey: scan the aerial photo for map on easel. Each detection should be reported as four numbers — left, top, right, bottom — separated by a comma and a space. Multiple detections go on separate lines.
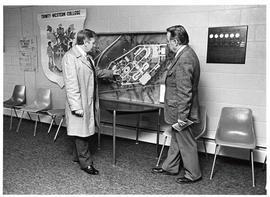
93, 32, 173, 105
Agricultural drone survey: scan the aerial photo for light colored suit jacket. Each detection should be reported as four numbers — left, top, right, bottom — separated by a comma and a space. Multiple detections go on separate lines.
62, 46, 113, 137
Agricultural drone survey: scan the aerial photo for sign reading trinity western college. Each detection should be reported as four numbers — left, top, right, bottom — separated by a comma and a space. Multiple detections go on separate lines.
37, 9, 86, 88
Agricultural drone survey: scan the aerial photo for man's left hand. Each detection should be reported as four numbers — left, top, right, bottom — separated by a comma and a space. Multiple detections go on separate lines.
178, 119, 187, 127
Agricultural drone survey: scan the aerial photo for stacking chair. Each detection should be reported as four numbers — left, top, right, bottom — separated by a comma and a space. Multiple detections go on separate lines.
16, 88, 52, 136
46, 109, 65, 141
262, 156, 266, 171
209, 107, 256, 187
156, 106, 207, 167
3, 85, 26, 130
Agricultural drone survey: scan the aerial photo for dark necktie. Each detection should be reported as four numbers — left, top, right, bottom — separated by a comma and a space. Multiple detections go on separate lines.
87, 56, 97, 103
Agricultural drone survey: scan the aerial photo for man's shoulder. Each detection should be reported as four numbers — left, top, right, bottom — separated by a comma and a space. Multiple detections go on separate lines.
182, 46, 196, 56
63, 47, 77, 58
181, 46, 199, 61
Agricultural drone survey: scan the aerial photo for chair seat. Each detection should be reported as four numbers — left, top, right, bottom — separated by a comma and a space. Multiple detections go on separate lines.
46, 109, 65, 117
216, 141, 256, 149
216, 129, 256, 149
20, 103, 51, 113
4, 98, 24, 108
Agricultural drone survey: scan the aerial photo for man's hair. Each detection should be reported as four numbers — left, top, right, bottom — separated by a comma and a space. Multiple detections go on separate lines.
166, 25, 189, 45
76, 29, 97, 45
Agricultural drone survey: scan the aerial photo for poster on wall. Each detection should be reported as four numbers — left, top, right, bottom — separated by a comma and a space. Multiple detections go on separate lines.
206, 25, 248, 64
19, 37, 37, 71
93, 32, 173, 105
37, 9, 86, 88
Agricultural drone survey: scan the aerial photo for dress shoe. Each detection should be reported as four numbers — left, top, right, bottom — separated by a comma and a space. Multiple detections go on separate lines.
151, 167, 178, 175
82, 165, 99, 175
175, 176, 202, 184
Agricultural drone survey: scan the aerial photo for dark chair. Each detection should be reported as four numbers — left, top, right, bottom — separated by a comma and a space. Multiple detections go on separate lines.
3, 85, 26, 130
156, 106, 207, 167
16, 88, 52, 136
209, 107, 256, 187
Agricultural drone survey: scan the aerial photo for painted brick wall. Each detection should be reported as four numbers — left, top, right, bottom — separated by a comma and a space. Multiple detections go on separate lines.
3, 5, 266, 148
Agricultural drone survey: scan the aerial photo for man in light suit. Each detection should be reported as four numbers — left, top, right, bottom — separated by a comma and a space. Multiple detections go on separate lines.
152, 25, 202, 184
62, 29, 119, 175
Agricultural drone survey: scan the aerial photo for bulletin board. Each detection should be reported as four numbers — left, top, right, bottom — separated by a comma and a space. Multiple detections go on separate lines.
92, 32, 173, 105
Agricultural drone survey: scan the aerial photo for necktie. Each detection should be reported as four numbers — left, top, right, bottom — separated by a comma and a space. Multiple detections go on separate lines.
87, 56, 97, 104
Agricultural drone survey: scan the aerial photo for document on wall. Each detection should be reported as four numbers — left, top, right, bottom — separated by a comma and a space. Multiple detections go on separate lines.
19, 36, 37, 71
172, 119, 194, 132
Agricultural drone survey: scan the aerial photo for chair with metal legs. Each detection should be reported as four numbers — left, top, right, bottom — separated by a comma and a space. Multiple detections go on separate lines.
209, 107, 256, 187
46, 109, 65, 141
3, 85, 26, 130
262, 156, 266, 171
156, 106, 207, 167
16, 88, 52, 136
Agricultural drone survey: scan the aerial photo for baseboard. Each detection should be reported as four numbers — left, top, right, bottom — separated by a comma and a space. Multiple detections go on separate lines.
99, 123, 266, 163
3, 108, 266, 163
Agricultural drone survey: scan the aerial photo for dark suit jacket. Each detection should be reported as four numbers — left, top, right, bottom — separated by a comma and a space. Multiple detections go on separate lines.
164, 45, 200, 125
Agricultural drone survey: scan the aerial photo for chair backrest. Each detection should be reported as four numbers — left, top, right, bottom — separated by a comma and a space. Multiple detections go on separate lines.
193, 106, 207, 140
215, 107, 256, 149
12, 85, 26, 104
34, 88, 52, 110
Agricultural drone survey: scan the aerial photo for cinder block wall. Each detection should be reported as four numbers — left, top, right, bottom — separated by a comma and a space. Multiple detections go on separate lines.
3, 5, 266, 161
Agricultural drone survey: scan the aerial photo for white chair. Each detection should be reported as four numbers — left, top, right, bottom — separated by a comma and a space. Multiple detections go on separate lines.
16, 88, 52, 136
209, 107, 256, 187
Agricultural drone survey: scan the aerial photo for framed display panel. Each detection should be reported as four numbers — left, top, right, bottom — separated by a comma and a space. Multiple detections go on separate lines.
207, 25, 248, 64
92, 32, 173, 106
38, 9, 87, 87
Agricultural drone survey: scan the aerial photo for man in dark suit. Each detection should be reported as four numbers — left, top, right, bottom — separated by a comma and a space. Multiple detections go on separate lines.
152, 25, 202, 184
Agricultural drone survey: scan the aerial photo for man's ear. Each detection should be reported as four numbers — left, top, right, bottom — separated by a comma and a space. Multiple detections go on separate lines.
174, 39, 180, 46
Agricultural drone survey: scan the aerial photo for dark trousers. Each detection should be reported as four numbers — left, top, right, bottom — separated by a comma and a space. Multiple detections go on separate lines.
72, 136, 93, 169
162, 125, 201, 180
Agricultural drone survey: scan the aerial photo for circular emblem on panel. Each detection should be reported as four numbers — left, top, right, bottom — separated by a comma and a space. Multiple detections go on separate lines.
209, 34, 214, 39
230, 33, 235, 38
123, 66, 131, 74
235, 33, 240, 38
214, 34, 218, 38
225, 33, 229, 38
220, 33, 224, 38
